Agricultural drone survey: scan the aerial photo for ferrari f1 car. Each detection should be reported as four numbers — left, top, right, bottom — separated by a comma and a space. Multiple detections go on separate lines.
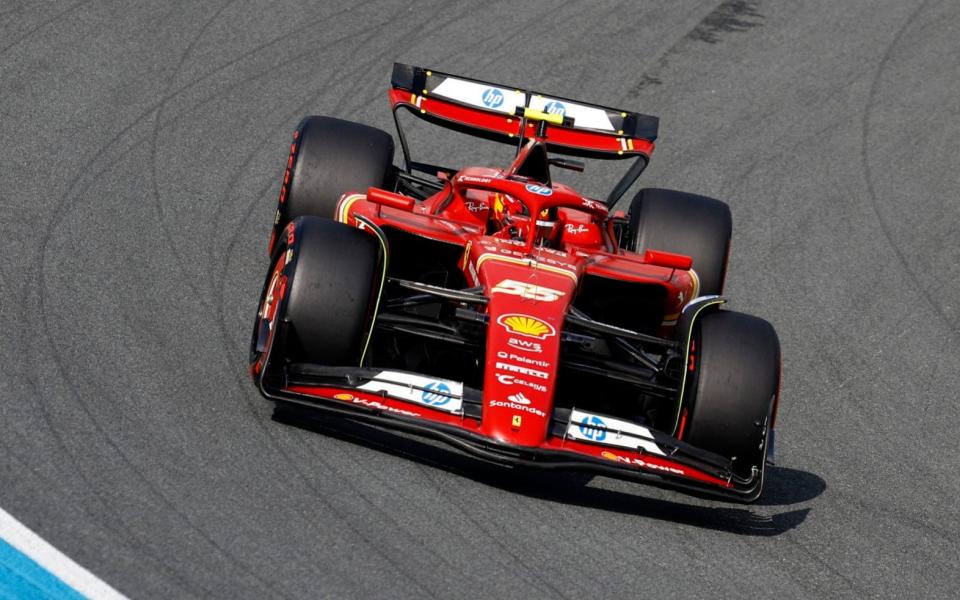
250, 63, 781, 501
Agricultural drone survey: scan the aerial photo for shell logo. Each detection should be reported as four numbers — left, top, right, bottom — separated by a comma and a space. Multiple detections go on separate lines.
497, 314, 556, 339
600, 451, 619, 462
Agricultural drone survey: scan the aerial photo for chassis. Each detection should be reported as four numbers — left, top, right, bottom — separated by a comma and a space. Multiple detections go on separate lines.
250, 64, 781, 502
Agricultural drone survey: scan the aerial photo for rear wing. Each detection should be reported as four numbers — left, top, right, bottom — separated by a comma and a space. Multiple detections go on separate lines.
389, 63, 658, 161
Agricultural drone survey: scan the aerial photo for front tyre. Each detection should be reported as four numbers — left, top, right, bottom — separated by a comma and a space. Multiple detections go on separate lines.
251, 216, 382, 373
682, 310, 780, 481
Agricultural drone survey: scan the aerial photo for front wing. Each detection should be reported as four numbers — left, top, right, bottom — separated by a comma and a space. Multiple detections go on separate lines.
258, 364, 765, 502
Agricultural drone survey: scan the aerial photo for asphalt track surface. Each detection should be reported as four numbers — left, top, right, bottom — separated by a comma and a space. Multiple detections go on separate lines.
1, 1, 959, 597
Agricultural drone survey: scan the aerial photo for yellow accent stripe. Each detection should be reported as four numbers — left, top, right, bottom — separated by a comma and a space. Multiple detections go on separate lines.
337, 193, 365, 224
353, 215, 388, 367
671, 298, 725, 435
459, 241, 472, 270
475, 253, 578, 284
523, 107, 563, 125
688, 267, 700, 300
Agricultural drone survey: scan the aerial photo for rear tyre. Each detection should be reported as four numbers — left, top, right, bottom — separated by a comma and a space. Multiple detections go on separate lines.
272, 116, 394, 249
252, 216, 382, 368
683, 310, 780, 480
627, 188, 732, 295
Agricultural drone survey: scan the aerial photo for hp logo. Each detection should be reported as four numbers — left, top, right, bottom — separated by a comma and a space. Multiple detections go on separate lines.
481, 87, 504, 108
421, 381, 451, 406
544, 101, 565, 116
578, 416, 607, 441
525, 183, 553, 196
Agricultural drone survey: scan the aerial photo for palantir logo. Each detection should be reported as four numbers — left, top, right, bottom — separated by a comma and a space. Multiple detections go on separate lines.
482, 87, 504, 108
544, 101, 565, 116
421, 381, 451, 406
578, 415, 607, 441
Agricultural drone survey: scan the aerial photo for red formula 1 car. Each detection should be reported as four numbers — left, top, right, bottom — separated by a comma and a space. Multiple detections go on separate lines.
250, 63, 781, 501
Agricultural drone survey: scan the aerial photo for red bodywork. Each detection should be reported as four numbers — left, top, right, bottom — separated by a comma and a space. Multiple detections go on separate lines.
337, 163, 699, 446
252, 65, 765, 501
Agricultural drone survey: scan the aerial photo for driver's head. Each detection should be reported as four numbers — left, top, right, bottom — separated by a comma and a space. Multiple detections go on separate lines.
534, 207, 560, 247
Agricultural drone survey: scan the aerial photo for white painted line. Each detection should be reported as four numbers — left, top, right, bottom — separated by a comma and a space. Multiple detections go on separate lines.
0, 506, 128, 599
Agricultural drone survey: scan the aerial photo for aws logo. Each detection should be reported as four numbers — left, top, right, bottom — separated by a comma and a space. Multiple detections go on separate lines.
497, 314, 556, 339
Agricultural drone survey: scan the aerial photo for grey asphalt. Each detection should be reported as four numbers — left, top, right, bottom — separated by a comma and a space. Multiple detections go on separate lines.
2, 0, 958, 597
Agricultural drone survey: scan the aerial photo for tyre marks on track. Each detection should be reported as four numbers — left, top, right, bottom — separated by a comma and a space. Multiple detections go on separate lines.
625, 0, 765, 98
859, 0, 957, 336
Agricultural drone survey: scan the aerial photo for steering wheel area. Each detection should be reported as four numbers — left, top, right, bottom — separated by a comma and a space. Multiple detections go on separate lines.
453, 173, 607, 251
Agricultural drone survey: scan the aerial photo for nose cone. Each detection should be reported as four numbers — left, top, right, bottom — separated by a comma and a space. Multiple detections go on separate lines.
477, 255, 576, 446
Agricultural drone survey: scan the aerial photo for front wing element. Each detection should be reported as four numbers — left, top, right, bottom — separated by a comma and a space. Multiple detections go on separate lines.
258, 364, 764, 502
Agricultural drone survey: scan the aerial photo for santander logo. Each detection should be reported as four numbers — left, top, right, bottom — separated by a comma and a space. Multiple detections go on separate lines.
507, 391, 531, 405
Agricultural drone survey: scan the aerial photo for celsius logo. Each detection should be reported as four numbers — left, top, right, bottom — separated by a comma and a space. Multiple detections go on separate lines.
525, 183, 553, 196
482, 87, 504, 108
544, 101, 565, 116
421, 381, 451, 406
578, 415, 607, 441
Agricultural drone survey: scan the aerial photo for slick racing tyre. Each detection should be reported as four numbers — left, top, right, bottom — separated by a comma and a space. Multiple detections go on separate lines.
251, 216, 382, 371
270, 116, 394, 251
627, 188, 732, 295
682, 310, 780, 480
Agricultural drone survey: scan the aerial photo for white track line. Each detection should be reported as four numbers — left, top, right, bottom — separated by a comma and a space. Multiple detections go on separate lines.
0, 506, 127, 599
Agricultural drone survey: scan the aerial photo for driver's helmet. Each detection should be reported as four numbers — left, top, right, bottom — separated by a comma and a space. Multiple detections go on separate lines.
491, 193, 524, 239
534, 207, 561, 247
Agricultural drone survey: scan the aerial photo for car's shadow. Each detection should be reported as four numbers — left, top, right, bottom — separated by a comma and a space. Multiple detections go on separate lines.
273, 406, 825, 537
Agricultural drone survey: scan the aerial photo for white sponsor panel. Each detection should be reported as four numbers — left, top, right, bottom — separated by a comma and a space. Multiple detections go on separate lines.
495, 361, 548, 380
357, 371, 463, 413
527, 95, 616, 131
567, 409, 665, 455
432, 78, 525, 114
